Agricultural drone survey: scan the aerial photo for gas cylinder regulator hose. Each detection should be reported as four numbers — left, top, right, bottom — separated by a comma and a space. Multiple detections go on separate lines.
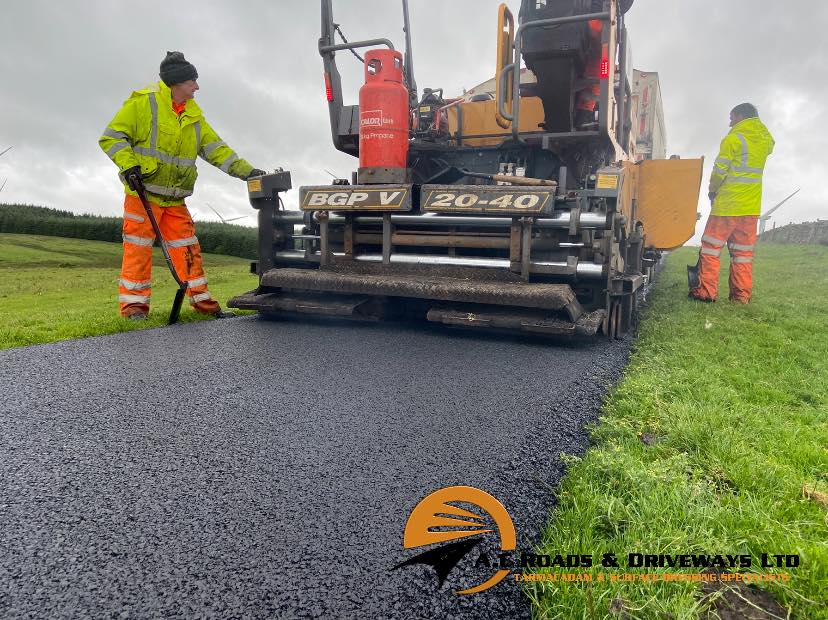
334, 24, 365, 63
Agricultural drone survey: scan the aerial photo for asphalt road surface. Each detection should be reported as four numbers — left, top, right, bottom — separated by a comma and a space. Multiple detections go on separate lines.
0, 317, 632, 618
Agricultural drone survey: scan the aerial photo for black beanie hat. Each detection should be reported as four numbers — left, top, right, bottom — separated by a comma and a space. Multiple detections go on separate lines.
159, 51, 198, 86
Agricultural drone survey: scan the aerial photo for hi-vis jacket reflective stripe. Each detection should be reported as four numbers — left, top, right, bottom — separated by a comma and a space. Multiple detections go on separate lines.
99, 81, 254, 206
709, 117, 775, 217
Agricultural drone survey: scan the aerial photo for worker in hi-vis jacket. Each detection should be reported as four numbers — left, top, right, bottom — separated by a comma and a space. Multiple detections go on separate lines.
99, 51, 265, 320
689, 103, 774, 304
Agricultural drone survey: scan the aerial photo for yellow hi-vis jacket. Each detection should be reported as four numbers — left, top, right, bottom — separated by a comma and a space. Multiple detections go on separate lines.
99, 81, 254, 206
709, 117, 775, 217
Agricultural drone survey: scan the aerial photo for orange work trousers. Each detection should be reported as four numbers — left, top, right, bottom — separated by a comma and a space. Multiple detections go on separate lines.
691, 215, 758, 303
119, 194, 220, 317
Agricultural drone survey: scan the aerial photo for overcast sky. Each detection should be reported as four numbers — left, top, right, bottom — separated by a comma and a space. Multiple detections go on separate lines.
1, 0, 826, 237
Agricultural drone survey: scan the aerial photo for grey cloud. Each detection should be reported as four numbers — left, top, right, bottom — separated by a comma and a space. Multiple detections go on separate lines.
1, 0, 825, 230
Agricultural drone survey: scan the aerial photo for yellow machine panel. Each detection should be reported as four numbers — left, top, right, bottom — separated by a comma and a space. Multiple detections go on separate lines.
636, 158, 704, 250
619, 161, 638, 223
446, 97, 546, 147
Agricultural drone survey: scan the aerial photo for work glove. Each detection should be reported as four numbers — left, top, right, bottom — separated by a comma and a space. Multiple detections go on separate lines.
247, 168, 266, 179
124, 165, 144, 193
708, 191, 716, 204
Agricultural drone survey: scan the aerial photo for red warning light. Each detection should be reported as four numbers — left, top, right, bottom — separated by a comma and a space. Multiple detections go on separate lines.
600, 44, 609, 79
324, 73, 334, 102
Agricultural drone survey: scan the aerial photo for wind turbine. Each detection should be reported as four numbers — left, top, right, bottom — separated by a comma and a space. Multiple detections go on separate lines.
759, 188, 800, 234
323, 168, 348, 181
0, 146, 12, 194
205, 202, 246, 224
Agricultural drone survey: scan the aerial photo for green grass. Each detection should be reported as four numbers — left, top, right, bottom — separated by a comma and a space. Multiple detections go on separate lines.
528, 244, 828, 619
0, 234, 258, 349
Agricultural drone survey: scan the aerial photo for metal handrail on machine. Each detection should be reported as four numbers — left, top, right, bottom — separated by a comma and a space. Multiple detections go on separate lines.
497, 11, 612, 142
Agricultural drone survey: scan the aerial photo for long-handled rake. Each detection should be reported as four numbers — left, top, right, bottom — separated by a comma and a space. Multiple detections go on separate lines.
134, 186, 188, 324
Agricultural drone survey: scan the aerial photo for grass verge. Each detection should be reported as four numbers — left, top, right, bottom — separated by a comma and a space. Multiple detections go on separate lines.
0, 234, 258, 350
528, 244, 828, 619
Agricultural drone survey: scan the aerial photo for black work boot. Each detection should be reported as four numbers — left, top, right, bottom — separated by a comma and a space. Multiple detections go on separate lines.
213, 310, 236, 319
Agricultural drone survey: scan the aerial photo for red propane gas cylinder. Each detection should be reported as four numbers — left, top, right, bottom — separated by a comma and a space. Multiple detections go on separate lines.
359, 49, 409, 172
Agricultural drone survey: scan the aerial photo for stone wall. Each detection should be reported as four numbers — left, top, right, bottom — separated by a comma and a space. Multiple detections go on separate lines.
760, 220, 828, 245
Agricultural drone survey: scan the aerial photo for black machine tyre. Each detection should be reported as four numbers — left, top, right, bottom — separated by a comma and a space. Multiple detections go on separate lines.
619, 293, 634, 338
603, 296, 636, 340
611, 300, 620, 339
603, 299, 619, 339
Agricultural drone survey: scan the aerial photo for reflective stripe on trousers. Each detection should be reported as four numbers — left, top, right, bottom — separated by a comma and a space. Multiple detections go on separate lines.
119, 278, 152, 291
166, 236, 199, 248
123, 234, 154, 247
189, 292, 213, 304
691, 215, 758, 303
124, 211, 145, 223
119, 294, 150, 304
118, 194, 220, 316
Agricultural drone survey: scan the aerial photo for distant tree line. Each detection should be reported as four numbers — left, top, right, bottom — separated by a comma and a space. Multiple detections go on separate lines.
0, 203, 257, 259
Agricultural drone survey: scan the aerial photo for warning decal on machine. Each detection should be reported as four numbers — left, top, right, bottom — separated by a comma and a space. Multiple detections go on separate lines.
299, 185, 413, 211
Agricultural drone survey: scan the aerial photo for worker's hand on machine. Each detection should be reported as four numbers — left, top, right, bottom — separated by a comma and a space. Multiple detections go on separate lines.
708, 191, 716, 204
124, 165, 144, 193
247, 168, 266, 179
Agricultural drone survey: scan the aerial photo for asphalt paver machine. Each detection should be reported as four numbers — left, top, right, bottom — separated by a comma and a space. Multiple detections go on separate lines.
229, 0, 703, 338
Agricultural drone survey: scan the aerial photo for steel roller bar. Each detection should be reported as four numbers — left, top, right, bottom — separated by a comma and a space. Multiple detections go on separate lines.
271, 250, 606, 278
272, 211, 611, 229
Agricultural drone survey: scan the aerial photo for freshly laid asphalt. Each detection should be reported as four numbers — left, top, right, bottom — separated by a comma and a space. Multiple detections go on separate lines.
0, 316, 632, 619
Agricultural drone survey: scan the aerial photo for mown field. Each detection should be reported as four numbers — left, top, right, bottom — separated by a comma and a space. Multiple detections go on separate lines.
0, 233, 257, 349
529, 244, 828, 619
